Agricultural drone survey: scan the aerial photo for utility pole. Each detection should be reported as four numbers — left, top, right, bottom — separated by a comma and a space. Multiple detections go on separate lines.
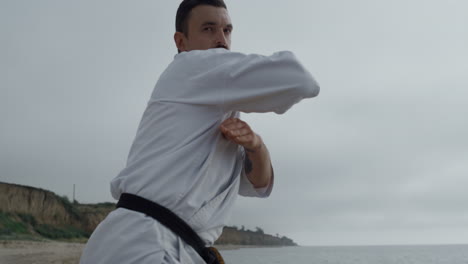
73, 184, 76, 203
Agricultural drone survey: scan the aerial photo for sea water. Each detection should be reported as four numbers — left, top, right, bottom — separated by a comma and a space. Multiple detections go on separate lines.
220, 244, 468, 264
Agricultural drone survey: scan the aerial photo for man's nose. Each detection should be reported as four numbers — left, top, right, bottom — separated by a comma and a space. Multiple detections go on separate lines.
214, 30, 228, 48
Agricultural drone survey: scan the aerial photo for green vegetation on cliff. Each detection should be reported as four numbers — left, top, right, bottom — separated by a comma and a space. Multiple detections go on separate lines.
0, 210, 90, 240
0, 211, 29, 236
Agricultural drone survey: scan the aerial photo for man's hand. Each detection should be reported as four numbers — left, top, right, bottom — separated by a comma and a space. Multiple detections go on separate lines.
220, 118, 262, 151
220, 118, 272, 188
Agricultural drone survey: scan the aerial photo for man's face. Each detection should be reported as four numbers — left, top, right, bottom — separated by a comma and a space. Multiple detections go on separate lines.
175, 5, 233, 52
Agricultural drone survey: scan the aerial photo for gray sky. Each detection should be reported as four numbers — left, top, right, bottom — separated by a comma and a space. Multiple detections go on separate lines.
1, 0, 467, 246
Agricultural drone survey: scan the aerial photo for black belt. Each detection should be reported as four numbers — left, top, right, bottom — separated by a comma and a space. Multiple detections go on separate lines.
116, 193, 224, 264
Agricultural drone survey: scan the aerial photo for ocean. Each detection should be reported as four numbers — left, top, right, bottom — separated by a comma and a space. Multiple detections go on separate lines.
220, 244, 468, 264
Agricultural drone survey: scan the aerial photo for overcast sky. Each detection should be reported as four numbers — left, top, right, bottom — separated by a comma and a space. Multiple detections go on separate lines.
1, 0, 467, 246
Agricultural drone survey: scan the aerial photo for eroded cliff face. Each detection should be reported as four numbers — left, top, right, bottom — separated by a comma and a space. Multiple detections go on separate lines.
0, 182, 113, 234
0, 182, 78, 225
75, 203, 115, 233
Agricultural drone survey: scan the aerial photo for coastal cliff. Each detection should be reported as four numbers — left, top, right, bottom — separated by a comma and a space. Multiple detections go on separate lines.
0, 182, 79, 226
0, 182, 114, 239
0, 182, 296, 246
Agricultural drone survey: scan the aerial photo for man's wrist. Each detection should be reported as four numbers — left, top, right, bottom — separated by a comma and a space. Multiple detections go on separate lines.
245, 135, 263, 153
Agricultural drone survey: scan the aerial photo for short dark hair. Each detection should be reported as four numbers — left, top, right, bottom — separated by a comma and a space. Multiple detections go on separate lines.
176, 0, 227, 36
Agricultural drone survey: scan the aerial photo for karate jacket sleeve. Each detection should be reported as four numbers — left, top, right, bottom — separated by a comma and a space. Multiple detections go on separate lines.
156, 50, 320, 114
220, 51, 320, 114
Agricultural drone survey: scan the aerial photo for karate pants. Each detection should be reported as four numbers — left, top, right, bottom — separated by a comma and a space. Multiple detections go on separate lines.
79, 208, 206, 264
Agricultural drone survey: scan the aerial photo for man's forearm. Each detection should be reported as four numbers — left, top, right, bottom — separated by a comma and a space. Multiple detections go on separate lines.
244, 139, 273, 188
219, 118, 273, 188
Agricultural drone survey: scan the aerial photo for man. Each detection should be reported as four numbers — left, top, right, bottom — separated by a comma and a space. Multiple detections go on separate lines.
80, 0, 319, 263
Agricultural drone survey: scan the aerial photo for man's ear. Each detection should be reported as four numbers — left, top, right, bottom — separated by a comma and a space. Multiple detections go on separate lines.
174, 32, 187, 52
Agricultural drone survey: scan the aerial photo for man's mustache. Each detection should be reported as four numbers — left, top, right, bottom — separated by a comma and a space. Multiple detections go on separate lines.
216, 44, 228, 49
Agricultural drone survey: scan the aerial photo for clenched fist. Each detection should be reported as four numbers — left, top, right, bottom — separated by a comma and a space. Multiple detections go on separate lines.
219, 118, 262, 151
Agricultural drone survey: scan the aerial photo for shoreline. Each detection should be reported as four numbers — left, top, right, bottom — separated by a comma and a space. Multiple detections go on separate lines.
0, 239, 283, 264
217, 244, 291, 250
0, 240, 84, 264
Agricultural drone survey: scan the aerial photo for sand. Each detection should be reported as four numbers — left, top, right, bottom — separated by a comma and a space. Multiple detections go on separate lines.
0, 240, 85, 264
0, 240, 248, 264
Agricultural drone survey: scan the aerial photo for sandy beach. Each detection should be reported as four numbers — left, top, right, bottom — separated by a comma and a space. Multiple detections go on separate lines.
0, 240, 85, 264
0, 240, 247, 264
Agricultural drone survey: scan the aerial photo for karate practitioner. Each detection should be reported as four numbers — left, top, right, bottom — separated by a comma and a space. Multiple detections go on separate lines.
80, 0, 319, 263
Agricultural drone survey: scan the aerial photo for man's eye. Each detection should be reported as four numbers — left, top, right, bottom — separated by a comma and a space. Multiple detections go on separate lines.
204, 27, 213, 32
224, 28, 232, 33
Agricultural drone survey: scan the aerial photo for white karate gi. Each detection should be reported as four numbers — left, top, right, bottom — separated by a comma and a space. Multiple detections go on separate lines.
80, 48, 319, 264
